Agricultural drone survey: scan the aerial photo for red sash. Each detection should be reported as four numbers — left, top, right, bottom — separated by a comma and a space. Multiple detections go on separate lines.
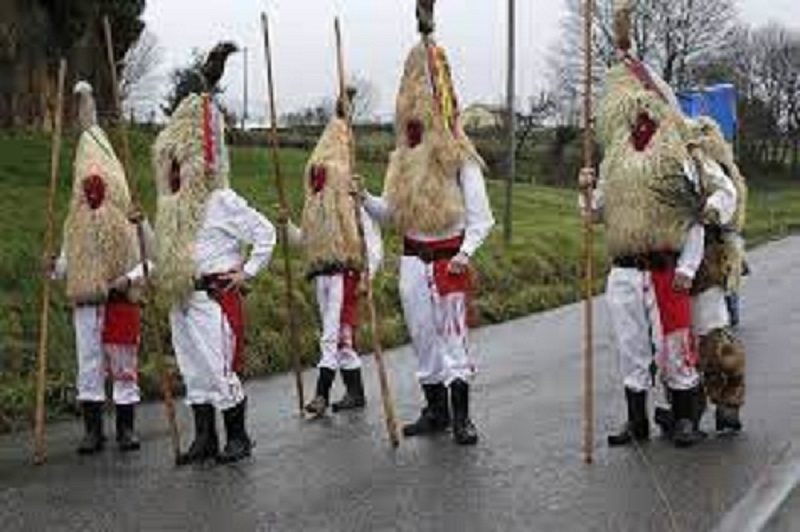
432, 260, 471, 296
102, 300, 141, 346
216, 290, 245, 374
202, 94, 215, 170
650, 269, 692, 334
340, 271, 360, 329
431, 255, 478, 329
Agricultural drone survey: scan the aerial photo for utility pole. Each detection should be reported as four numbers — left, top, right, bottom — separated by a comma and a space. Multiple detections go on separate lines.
242, 47, 249, 130
504, 0, 516, 245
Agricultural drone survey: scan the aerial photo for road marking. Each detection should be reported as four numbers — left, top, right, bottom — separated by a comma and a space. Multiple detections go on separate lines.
713, 445, 800, 532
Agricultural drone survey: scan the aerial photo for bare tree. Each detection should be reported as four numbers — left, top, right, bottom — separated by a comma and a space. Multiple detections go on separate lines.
282, 99, 333, 128
516, 91, 556, 157
281, 76, 378, 127
691, 23, 800, 174
747, 25, 800, 170
121, 29, 163, 117
549, 0, 737, 124
349, 74, 378, 124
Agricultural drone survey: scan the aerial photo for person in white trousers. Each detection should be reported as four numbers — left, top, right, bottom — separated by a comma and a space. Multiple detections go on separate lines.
362, 4, 495, 446
286, 95, 383, 418
153, 44, 275, 465
581, 0, 736, 449
53, 81, 149, 455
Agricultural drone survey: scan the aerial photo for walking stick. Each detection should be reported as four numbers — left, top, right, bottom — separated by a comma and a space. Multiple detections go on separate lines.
260, 13, 305, 415
334, 18, 400, 448
33, 59, 67, 465
103, 16, 182, 461
580, 0, 595, 465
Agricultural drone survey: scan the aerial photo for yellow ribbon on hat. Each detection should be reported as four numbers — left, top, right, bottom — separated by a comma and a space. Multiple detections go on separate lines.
426, 43, 459, 136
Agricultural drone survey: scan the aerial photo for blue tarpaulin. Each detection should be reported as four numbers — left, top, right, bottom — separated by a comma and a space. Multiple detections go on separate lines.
677, 84, 737, 141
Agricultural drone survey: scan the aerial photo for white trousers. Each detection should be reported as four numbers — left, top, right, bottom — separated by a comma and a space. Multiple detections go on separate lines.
693, 287, 730, 337
170, 292, 244, 411
606, 268, 699, 392
73, 306, 140, 405
399, 256, 473, 386
315, 274, 361, 371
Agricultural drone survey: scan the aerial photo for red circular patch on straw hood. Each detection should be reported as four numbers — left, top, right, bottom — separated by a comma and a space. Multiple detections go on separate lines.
310, 164, 327, 193
83, 173, 106, 210
169, 158, 181, 193
631, 112, 658, 152
406, 119, 424, 148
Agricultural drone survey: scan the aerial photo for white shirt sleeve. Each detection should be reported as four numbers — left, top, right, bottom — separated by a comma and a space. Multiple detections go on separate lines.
676, 223, 705, 280
702, 160, 738, 226
124, 260, 154, 283
124, 220, 155, 282
459, 160, 496, 257
361, 191, 392, 225
286, 220, 303, 247
360, 207, 383, 278
53, 247, 67, 280
577, 186, 605, 222
577, 166, 606, 222
218, 190, 277, 279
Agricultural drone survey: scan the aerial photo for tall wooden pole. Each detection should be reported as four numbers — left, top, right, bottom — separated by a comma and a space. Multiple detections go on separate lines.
504, 0, 516, 245
334, 17, 400, 448
33, 59, 67, 465
261, 13, 306, 415
103, 16, 182, 461
581, 0, 596, 465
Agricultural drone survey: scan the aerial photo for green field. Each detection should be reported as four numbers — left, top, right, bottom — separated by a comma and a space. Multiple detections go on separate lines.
1, 129, 799, 431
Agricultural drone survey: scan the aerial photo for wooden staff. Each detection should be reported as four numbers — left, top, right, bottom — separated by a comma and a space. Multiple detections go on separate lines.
33, 59, 67, 465
334, 17, 400, 448
260, 13, 305, 414
103, 16, 182, 461
581, 0, 595, 465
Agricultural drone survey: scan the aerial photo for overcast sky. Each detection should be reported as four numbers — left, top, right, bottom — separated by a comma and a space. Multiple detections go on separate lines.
141, 0, 800, 123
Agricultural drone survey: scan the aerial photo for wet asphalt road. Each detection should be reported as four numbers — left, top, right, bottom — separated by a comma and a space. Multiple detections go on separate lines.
1, 236, 799, 532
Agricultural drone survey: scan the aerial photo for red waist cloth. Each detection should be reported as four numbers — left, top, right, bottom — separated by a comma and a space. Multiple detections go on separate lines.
650, 269, 692, 334
413, 234, 478, 328
215, 289, 245, 374
432, 260, 471, 296
102, 300, 141, 346
340, 270, 361, 329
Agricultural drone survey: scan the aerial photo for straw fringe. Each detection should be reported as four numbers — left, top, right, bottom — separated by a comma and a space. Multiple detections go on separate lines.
384, 42, 482, 235
152, 94, 226, 303
301, 118, 363, 275
63, 127, 138, 303
598, 65, 696, 257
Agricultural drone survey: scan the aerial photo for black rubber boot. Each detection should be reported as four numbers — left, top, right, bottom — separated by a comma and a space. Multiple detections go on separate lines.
672, 387, 706, 448
217, 398, 253, 464
305, 367, 336, 418
332, 368, 367, 412
715, 405, 743, 433
450, 379, 478, 446
608, 388, 650, 447
177, 404, 219, 466
77, 401, 105, 455
115, 404, 141, 452
655, 388, 707, 439
402, 383, 451, 437
654, 406, 675, 439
